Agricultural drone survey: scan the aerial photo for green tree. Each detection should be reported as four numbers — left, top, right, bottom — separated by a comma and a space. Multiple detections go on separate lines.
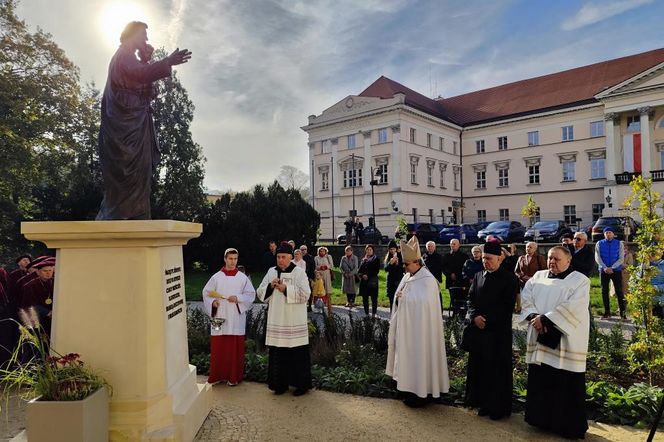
151, 49, 206, 221
188, 182, 320, 271
520, 195, 539, 227
0, 0, 83, 260
623, 176, 664, 384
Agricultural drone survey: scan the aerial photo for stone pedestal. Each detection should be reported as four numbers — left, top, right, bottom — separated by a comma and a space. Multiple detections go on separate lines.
21, 220, 211, 441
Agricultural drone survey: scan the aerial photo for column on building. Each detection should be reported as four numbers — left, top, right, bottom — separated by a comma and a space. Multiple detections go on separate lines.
639, 106, 653, 176
604, 113, 619, 182
330, 137, 339, 238
308, 142, 315, 207
362, 130, 373, 221
390, 124, 402, 215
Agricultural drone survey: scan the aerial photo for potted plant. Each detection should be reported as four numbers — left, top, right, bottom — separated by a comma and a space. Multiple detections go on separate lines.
0, 307, 111, 442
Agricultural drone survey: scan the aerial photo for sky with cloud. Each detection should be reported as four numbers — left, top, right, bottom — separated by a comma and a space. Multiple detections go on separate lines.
16, 0, 664, 192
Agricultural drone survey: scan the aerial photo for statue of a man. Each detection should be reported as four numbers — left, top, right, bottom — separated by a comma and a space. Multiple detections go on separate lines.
96, 21, 192, 220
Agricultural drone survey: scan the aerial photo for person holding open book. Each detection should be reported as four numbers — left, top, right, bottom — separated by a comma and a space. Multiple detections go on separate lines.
202, 248, 256, 386
257, 242, 312, 396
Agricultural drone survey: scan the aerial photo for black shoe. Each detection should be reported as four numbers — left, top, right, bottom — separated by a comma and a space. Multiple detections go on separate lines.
273, 388, 287, 395
490, 413, 508, 420
478, 408, 490, 417
293, 388, 308, 396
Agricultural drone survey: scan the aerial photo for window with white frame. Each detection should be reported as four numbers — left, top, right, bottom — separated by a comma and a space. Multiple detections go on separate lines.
429, 209, 434, 223
590, 121, 604, 137
439, 163, 447, 188
427, 133, 432, 148
453, 166, 460, 190
563, 205, 576, 224
320, 170, 329, 190
410, 128, 416, 143
378, 128, 388, 143
476, 171, 486, 189
476, 140, 485, 153
410, 156, 419, 184
592, 204, 604, 221
562, 160, 576, 181
498, 136, 508, 150
591, 158, 605, 179
499, 208, 509, 221
343, 168, 362, 188
661, 150, 664, 169
412, 208, 418, 223
532, 207, 541, 222
562, 125, 574, 142
627, 115, 640, 132
376, 163, 388, 184
426, 161, 435, 186
498, 168, 509, 187
439, 137, 444, 151
529, 165, 540, 184
527, 131, 539, 146
322, 140, 331, 154
477, 210, 486, 223
347, 134, 356, 149
453, 141, 458, 155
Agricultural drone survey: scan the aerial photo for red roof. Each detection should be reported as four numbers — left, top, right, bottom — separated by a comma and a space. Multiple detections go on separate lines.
358, 48, 664, 126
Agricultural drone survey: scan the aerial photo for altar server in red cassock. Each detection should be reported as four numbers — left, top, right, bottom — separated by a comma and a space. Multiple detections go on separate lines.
202, 248, 256, 386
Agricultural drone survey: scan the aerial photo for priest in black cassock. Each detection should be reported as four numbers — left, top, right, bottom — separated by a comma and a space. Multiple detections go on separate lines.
464, 242, 518, 420
519, 246, 590, 439
96, 21, 191, 220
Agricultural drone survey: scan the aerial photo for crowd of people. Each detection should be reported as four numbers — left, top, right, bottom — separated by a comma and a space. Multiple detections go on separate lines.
5, 225, 658, 440
0, 254, 56, 367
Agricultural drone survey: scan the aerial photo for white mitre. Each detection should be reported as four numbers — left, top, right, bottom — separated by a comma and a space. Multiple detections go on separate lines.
399, 236, 422, 262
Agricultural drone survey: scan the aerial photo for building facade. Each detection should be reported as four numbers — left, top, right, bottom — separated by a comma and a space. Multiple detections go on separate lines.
302, 49, 664, 241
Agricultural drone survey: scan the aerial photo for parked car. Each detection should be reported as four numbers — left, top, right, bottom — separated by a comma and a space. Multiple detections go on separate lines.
591, 216, 639, 242
439, 224, 479, 244
338, 225, 389, 245
406, 223, 442, 243
337, 225, 389, 245
477, 221, 526, 243
524, 220, 573, 243
473, 221, 494, 232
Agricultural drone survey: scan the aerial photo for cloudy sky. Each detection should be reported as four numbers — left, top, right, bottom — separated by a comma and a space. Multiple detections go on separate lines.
17, 0, 664, 192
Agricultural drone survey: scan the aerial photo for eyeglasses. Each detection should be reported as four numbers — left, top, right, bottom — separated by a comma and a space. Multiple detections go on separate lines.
573, 237, 583, 241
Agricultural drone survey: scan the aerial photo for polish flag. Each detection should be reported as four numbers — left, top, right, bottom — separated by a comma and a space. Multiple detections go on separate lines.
623, 133, 642, 173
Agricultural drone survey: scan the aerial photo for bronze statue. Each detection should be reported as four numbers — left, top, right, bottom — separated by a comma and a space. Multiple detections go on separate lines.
96, 21, 192, 220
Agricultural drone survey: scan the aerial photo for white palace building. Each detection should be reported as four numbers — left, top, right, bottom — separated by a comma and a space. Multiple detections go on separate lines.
302, 48, 664, 240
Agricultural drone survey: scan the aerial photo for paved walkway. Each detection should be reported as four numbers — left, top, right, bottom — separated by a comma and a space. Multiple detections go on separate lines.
194, 380, 654, 441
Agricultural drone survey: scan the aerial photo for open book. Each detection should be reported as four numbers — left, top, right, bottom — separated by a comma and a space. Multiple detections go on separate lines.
280, 273, 297, 304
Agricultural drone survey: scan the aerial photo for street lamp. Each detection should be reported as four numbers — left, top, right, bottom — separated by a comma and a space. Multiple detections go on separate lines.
605, 194, 613, 208
369, 167, 382, 227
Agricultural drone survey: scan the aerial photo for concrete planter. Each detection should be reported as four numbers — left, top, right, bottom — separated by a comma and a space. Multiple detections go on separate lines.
26, 387, 108, 442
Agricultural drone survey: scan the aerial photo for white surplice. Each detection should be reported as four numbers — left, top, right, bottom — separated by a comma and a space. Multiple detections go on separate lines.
386, 267, 450, 398
256, 264, 311, 348
519, 270, 590, 372
202, 270, 256, 336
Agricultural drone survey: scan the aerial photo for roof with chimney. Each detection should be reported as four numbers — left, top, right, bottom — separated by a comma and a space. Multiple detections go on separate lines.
358, 48, 664, 126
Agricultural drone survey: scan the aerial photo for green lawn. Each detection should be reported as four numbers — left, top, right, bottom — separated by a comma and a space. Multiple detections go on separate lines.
186, 269, 615, 315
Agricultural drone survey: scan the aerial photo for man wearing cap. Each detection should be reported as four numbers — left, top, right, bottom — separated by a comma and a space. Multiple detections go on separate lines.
202, 248, 256, 386
20, 258, 56, 336
386, 236, 449, 407
257, 242, 312, 396
464, 241, 518, 420
595, 227, 626, 318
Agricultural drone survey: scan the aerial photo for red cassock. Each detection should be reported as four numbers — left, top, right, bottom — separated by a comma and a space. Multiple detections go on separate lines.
7, 268, 27, 303
20, 278, 54, 334
0, 267, 8, 292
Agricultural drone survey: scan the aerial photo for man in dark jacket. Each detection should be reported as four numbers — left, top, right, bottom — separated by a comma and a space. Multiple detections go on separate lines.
423, 241, 443, 283
262, 241, 278, 272
570, 232, 594, 277
442, 239, 469, 289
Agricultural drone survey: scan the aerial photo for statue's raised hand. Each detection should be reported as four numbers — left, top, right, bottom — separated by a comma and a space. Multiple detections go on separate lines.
168, 48, 192, 66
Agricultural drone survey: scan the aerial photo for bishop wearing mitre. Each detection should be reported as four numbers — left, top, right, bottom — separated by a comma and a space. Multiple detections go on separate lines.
202, 248, 256, 386
386, 236, 449, 407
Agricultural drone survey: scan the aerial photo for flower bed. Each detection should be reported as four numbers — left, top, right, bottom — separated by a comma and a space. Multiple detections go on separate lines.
187, 308, 663, 429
